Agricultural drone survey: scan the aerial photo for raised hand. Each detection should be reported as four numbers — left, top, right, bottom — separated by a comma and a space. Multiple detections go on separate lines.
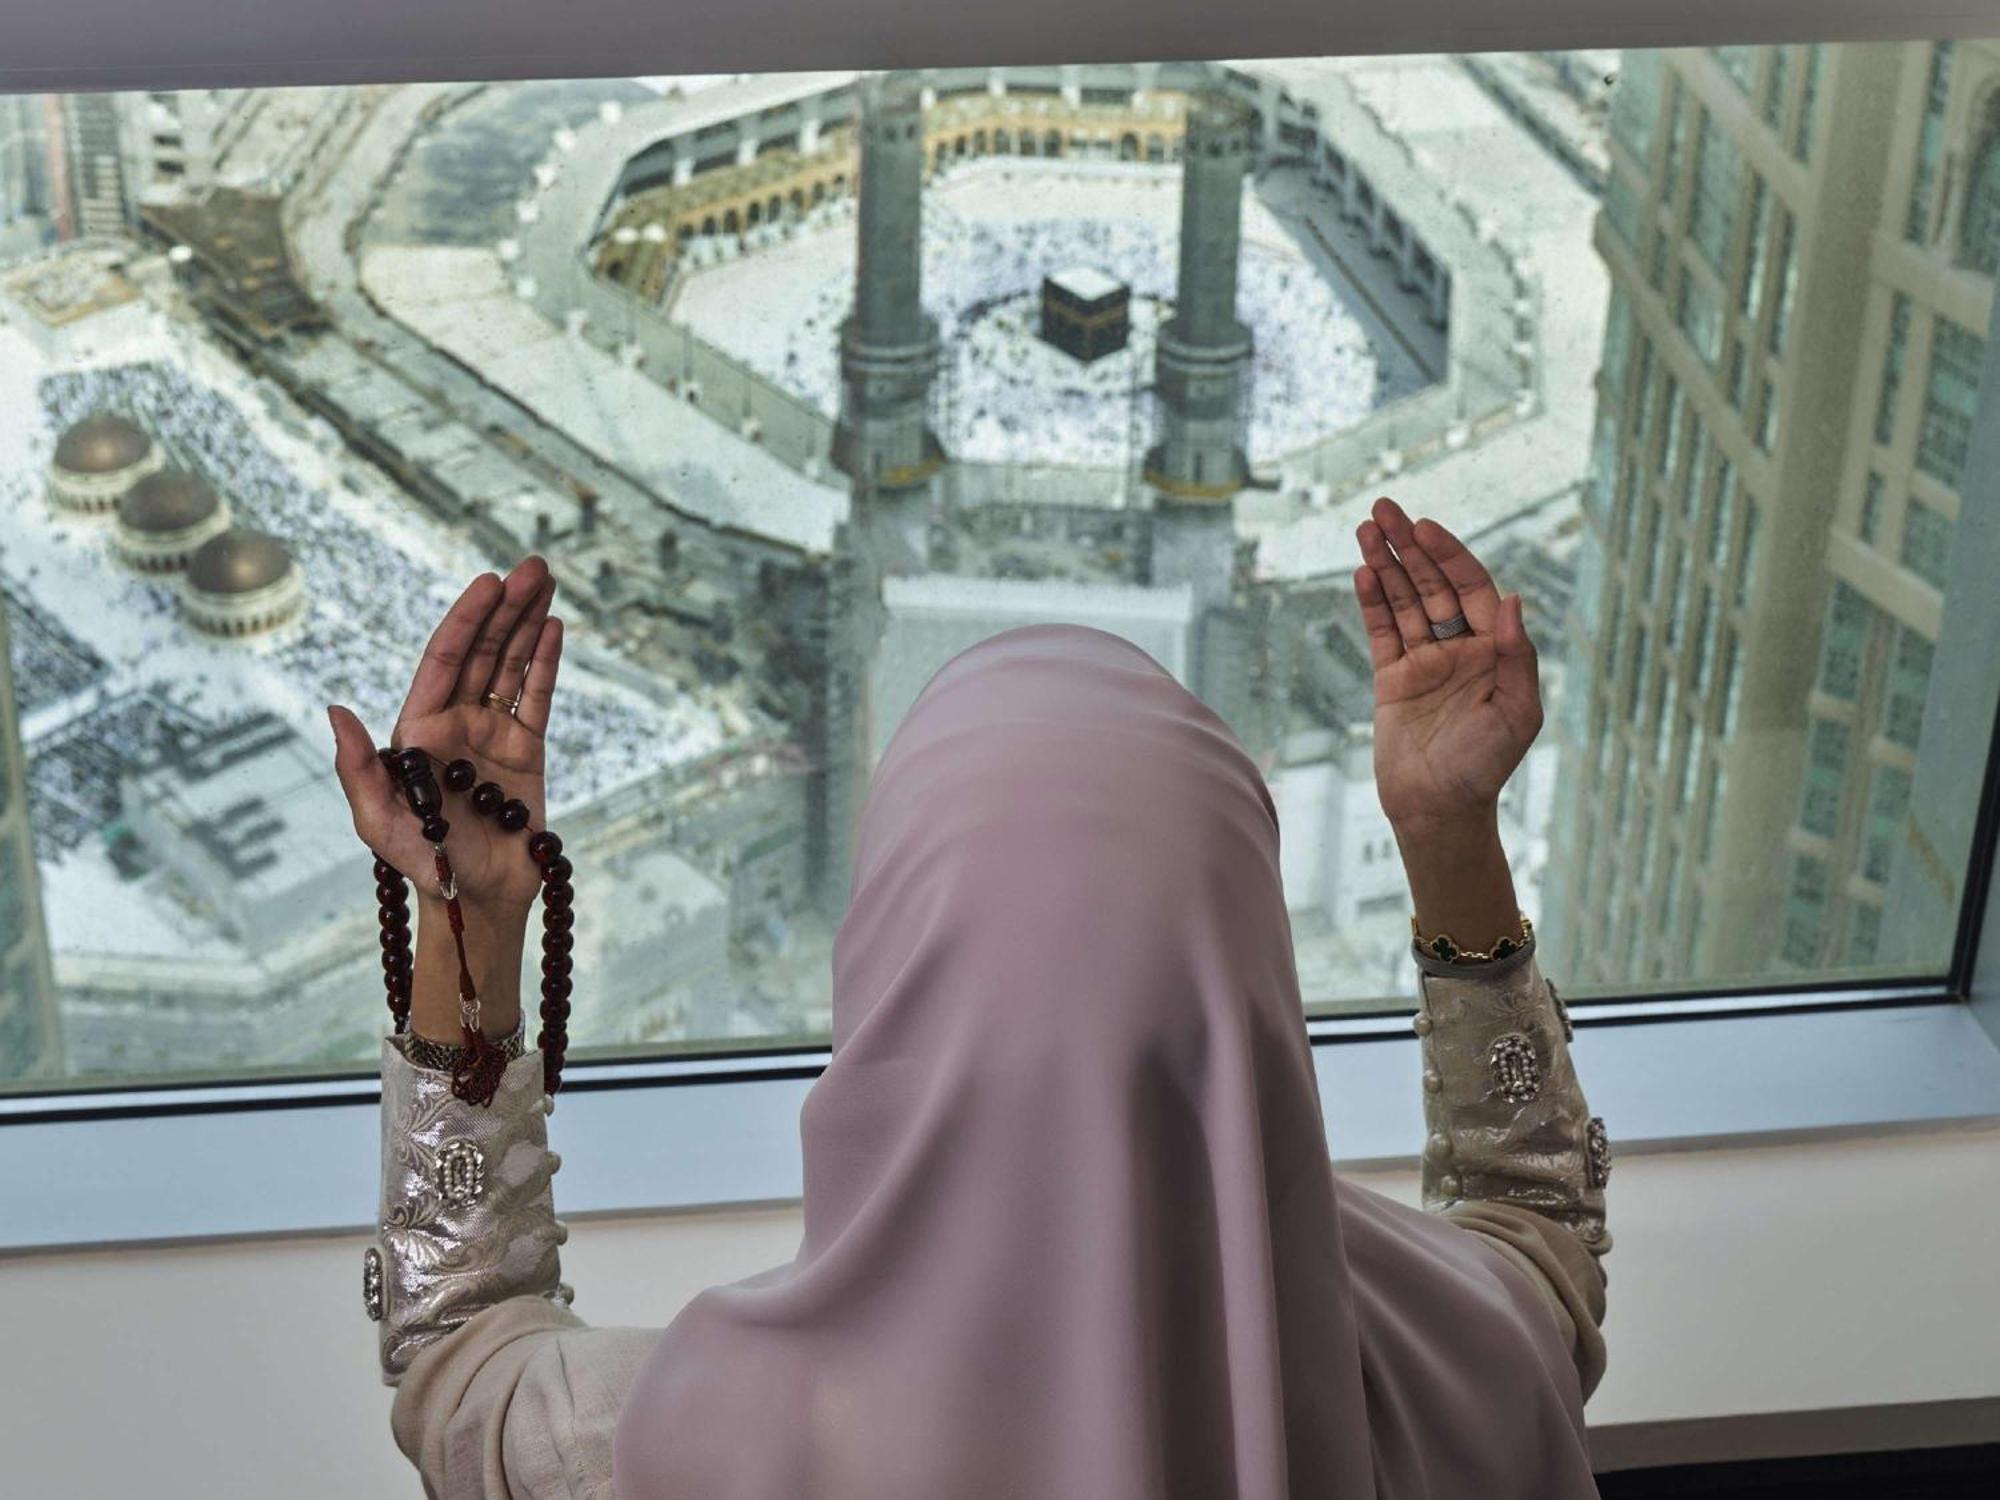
1351, 497, 1543, 840
328, 555, 564, 920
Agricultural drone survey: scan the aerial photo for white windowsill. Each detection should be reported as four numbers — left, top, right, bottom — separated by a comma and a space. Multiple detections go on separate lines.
5, 992, 2000, 1254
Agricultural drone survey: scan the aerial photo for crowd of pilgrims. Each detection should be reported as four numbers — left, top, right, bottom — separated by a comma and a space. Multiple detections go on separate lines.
704, 166, 1385, 467
12, 362, 698, 838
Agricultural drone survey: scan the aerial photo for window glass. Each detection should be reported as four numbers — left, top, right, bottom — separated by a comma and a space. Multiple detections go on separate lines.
1863, 764, 1914, 884
1688, 109, 1743, 270
1678, 272, 1723, 366
1800, 718, 1849, 836
1605, 169, 1642, 250
1915, 317, 1986, 488
1817, 582, 1872, 700
6, 39, 1999, 1088
1763, 47, 1791, 131
1794, 43, 1824, 161
1859, 472, 1884, 543
1876, 292, 1912, 445
1906, 43, 1955, 243
1900, 496, 1953, 589
1612, 49, 1665, 165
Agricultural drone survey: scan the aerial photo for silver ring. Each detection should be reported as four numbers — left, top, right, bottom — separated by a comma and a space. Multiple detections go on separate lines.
1429, 613, 1471, 641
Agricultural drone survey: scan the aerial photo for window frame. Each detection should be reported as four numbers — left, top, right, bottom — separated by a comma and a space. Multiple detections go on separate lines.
6, 0, 2000, 1253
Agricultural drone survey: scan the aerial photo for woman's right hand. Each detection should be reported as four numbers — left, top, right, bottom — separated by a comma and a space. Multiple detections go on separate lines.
1351, 496, 1543, 842
328, 555, 564, 921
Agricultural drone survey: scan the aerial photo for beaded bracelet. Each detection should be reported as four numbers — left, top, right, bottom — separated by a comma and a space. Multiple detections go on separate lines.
373, 745, 575, 1107
1410, 910, 1534, 965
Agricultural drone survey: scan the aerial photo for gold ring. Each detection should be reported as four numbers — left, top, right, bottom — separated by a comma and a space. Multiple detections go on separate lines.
483, 691, 521, 714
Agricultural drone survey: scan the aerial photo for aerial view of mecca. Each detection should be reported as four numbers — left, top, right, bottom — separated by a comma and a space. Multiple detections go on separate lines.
0, 58, 1603, 1084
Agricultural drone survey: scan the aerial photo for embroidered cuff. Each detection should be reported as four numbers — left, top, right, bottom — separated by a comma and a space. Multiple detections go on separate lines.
1412, 953, 1611, 1257
367, 1035, 571, 1385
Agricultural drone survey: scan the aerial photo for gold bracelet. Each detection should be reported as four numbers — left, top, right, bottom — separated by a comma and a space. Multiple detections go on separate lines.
1410, 910, 1534, 964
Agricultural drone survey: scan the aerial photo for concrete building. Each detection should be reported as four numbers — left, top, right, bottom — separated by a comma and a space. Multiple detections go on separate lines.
0, 557, 63, 1080
58, 92, 136, 240
1545, 41, 1999, 987
117, 713, 369, 954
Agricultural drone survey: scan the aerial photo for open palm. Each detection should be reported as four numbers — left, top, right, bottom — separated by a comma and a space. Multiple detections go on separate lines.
1351, 497, 1543, 832
328, 556, 564, 917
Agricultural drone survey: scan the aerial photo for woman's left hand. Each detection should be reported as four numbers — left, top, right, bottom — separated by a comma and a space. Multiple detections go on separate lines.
1351, 496, 1543, 838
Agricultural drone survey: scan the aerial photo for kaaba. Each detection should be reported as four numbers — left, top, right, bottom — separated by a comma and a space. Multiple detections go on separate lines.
1039, 265, 1131, 362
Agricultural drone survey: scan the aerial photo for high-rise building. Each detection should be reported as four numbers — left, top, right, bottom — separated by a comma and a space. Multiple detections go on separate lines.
58, 91, 135, 239
0, 561, 63, 1080
1546, 42, 2000, 988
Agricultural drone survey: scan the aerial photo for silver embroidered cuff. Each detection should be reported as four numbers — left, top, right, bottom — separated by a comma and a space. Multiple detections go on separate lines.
1412, 951, 1611, 1257
369, 1035, 570, 1386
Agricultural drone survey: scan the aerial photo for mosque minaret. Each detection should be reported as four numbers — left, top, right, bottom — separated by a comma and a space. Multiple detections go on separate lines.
1144, 91, 1256, 620
832, 69, 943, 575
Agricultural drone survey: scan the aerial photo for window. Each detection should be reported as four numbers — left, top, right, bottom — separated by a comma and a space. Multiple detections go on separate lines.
1736, 497, 1761, 607
1763, 46, 1792, 131
1603, 285, 1634, 403
1704, 456, 1736, 568
1783, 854, 1830, 964
1677, 272, 1723, 366
1900, 497, 1952, 589
1717, 628, 1743, 736
1906, 42, 1954, 244
1859, 472, 1884, 544
1658, 375, 1684, 476
1604, 169, 1642, 250
1915, 317, 1986, 488
1766, 212, 1797, 355
1800, 717, 1849, 837
1662, 78, 1690, 201
1794, 43, 1824, 161
1965, 117, 2000, 276
1611, 48, 1665, 167
1754, 377, 1779, 451
1688, 109, 1743, 270
1875, 292, 1912, 445
1818, 582, 1872, 700
1863, 764, 1913, 884
1883, 630, 1936, 748
1739, 177, 1772, 318
6, 33, 2000, 1108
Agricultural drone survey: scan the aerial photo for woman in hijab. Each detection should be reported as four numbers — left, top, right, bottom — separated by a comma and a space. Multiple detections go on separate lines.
331, 496, 1610, 1499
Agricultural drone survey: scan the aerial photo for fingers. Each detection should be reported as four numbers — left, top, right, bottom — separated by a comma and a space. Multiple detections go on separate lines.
1352, 567, 1405, 670
1410, 514, 1501, 633
327, 704, 395, 848
452, 556, 553, 709
401, 571, 503, 725
1492, 593, 1544, 727
1356, 518, 1435, 650
484, 571, 557, 707
516, 615, 565, 737
1371, 498, 1465, 630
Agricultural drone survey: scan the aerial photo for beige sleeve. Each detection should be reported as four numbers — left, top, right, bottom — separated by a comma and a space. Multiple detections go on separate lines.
1442, 1199, 1609, 1402
389, 1294, 664, 1500
1413, 941, 1613, 1403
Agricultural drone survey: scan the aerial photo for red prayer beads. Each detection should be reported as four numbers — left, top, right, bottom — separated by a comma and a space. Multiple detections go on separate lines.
373, 745, 574, 1103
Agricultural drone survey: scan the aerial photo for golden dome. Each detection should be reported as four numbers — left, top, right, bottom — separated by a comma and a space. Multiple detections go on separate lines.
53, 411, 153, 475
118, 467, 222, 535
187, 528, 293, 595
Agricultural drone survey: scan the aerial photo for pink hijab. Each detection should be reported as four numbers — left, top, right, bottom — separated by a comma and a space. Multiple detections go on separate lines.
613, 623, 1599, 1497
